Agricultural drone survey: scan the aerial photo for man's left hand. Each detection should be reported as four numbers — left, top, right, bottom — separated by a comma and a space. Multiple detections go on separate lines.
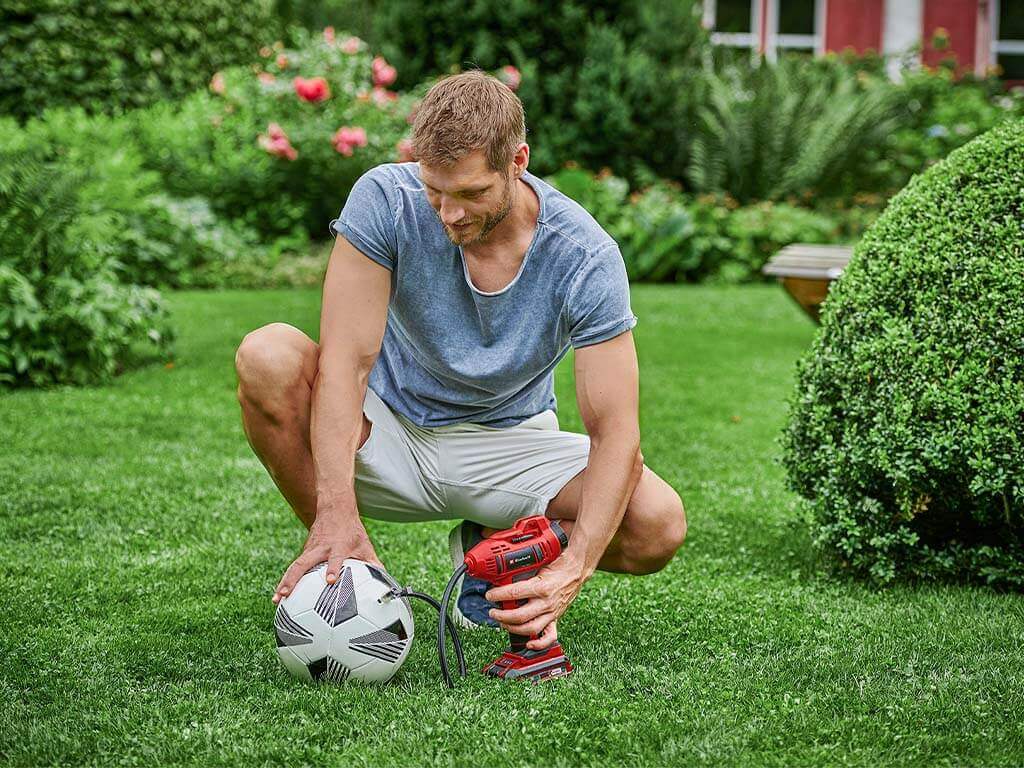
485, 551, 590, 650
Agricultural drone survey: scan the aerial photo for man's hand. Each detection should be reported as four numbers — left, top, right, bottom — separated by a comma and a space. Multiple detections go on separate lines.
485, 551, 589, 650
272, 514, 382, 604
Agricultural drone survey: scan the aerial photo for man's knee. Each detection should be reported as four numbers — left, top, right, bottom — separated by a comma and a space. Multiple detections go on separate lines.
620, 477, 687, 575
235, 323, 317, 417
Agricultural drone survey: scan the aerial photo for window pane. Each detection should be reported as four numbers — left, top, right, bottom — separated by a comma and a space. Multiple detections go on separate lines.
998, 53, 1024, 79
779, 0, 816, 35
999, 0, 1024, 40
716, 0, 752, 33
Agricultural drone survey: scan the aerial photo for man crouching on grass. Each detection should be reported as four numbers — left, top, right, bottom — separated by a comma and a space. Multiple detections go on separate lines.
234, 69, 686, 650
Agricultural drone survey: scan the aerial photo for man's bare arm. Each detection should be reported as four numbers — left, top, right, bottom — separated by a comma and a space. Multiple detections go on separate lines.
485, 330, 643, 645
313, 236, 390, 511
272, 235, 391, 601
563, 329, 643, 575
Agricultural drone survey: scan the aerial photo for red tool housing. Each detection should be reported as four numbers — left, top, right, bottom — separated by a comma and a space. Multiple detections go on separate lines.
463, 515, 573, 682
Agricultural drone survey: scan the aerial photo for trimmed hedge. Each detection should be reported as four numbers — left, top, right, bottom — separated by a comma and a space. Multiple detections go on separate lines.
782, 119, 1024, 587
0, 0, 278, 122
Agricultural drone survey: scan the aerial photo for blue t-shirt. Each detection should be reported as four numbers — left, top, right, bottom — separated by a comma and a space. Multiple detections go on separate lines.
328, 162, 638, 428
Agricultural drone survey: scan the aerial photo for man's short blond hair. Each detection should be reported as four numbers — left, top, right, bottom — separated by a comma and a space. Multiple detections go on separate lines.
411, 69, 526, 177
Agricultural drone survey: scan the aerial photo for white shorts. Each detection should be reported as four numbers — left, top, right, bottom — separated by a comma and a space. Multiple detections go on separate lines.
353, 387, 591, 529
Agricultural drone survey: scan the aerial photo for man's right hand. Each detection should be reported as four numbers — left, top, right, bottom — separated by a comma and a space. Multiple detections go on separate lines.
272, 513, 383, 604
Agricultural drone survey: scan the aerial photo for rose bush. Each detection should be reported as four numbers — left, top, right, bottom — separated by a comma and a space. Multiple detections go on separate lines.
129, 26, 424, 240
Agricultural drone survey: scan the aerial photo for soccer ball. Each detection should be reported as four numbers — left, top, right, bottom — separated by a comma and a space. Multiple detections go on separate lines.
274, 558, 414, 684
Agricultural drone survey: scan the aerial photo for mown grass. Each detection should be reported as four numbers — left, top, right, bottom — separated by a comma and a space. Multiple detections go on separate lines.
1, 285, 1022, 767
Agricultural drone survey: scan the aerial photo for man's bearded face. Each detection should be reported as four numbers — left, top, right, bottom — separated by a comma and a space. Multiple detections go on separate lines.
420, 153, 516, 247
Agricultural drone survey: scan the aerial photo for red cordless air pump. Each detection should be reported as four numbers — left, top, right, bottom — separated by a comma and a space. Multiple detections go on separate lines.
437, 515, 573, 685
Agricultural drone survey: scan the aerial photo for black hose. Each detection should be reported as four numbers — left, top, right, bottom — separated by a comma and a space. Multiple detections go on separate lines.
438, 564, 468, 688
394, 587, 467, 685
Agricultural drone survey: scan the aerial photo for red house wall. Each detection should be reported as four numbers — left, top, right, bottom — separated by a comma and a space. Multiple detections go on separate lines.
922, 0, 978, 72
824, 0, 885, 54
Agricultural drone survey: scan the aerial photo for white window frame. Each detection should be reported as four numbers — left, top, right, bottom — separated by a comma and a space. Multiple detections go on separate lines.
771, 0, 827, 60
991, 0, 1024, 77
704, 0, 761, 51
703, 0, 826, 61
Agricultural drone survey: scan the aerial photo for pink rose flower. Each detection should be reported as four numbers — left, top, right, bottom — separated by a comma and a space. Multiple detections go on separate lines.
209, 71, 226, 95
341, 36, 362, 55
276, 53, 289, 69
497, 65, 521, 91
396, 138, 414, 162
323, 26, 335, 44
332, 125, 368, 156
372, 56, 397, 87
258, 123, 297, 161
371, 86, 397, 107
293, 76, 331, 102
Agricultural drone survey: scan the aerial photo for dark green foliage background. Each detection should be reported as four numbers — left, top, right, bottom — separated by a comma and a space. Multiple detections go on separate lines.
0, 0, 279, 122
783, 119, 1024, 586
369, 0, 706, 187
275, 0, 375, 41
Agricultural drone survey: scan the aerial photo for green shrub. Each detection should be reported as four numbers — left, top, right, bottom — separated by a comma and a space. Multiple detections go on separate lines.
0, 150, 173, 387
369, 0, 707, 185
688, 54, 901, 203
116, 194, 277, 289
0, 0, 279, 123
546, 168, 698, 280
546, 166, 842, 282
782, 119, 1024, 588
129, 26, 415, 240
7, 107, 267, 290
865, 68, 1024, 195
717, 199, 841, 281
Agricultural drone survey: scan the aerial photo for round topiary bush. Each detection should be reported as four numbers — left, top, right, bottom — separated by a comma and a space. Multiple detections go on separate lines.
782, 118, 1024, 588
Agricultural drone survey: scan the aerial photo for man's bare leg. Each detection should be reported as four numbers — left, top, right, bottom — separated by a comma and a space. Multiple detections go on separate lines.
234, 322, 371, 529
237, 324, 685, 575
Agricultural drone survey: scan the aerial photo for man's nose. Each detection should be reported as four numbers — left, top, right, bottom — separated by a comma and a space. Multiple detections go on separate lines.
439, 197, 465, 225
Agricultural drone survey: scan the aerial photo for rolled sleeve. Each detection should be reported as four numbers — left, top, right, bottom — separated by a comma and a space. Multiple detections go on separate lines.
566, 244, 638, 349
328, 167, 399, 271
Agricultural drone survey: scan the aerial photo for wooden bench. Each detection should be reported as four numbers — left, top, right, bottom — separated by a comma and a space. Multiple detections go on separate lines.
762, 244, 854, 322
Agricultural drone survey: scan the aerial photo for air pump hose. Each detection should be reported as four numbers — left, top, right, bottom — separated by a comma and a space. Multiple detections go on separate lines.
393, 585, 468, 688
438, 563, 469, 688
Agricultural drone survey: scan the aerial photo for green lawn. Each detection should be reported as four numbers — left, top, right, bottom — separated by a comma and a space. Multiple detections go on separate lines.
2, 285, 1022, 767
